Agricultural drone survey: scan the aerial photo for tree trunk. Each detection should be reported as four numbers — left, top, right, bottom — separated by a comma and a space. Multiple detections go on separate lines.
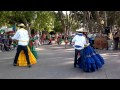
58, 11, 66, 34
86, 11, 92, 32
83, 11, 87, 28
26, 23, 31, 37
104, 11, 107, 27
96, 11, 102, 33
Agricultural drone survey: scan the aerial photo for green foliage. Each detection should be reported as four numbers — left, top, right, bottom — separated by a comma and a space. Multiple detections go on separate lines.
1, 11, 120, 34
53, 12, 63, 32
33, 11, 55, 32
0, 11, 12, 26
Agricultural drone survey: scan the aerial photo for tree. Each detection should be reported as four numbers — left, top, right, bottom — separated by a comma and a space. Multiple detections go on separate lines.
53, 12, 63, 32
33, 11, 55, 33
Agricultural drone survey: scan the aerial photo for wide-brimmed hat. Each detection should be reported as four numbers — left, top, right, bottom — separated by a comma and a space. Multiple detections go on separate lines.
76, 28, 87, 32
18, 23, 25, 27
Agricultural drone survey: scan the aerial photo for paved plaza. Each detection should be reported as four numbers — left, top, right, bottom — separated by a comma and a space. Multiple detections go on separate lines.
0, 45, 120, 79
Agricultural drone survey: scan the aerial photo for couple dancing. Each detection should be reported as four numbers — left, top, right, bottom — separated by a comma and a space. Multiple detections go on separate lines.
72, 28, 105, 72
12, 23, 38, 68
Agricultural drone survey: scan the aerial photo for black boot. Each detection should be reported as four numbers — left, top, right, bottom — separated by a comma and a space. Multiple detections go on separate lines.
28, 64, 32, 68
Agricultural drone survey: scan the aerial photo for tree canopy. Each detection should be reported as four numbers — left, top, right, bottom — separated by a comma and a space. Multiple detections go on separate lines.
0, 11, 120, 33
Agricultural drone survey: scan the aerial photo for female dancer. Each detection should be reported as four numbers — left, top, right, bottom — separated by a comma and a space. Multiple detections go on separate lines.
78, 32, 105, 72
28, 35, 38, 59
17, 34, 38, 67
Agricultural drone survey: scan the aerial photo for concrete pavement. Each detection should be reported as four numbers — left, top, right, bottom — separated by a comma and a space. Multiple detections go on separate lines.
0, 45, 120, 79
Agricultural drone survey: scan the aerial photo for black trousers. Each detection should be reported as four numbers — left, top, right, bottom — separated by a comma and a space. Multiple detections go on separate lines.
14, 45, 30, 65
74, 49, 84, 67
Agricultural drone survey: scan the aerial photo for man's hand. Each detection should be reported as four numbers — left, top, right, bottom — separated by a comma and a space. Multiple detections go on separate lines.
84, 43, 90, 47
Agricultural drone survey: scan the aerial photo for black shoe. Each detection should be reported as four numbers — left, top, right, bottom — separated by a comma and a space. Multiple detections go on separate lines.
74, 64, 77, 68
28, 64, 32, 68
74, 63, 79, 68
13, 63, 18, 66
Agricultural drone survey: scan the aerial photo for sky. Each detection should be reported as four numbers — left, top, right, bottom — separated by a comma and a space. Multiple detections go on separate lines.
54, 11, 70, 15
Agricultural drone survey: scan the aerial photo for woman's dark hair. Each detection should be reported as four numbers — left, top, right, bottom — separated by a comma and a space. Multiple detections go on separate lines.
19, 26, 24, 28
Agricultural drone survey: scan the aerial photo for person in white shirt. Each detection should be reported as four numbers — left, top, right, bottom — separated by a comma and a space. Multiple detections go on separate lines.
12, 23, 31, 67
72, 28, 87, 68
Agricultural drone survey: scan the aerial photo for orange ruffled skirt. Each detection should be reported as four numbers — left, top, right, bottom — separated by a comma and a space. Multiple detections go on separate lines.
17, 47, 37, 66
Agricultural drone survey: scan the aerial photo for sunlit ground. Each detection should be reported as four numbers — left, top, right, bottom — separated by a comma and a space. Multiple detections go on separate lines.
35, 48, 45, 51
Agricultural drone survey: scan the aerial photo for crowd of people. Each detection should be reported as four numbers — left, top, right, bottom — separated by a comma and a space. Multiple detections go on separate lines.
0, 33, 16, 52
87, 29, 120, 50
33, 32, 74, 47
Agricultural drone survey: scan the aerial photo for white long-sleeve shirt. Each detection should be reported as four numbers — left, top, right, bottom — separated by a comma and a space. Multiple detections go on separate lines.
72, 33, 87, 50
12, 28, 29, 46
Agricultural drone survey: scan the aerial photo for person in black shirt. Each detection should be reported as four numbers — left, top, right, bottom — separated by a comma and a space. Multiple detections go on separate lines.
113, 30, 120, 50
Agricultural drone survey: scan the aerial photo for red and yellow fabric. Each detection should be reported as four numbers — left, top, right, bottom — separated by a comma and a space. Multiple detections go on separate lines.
17, 47, 37, 66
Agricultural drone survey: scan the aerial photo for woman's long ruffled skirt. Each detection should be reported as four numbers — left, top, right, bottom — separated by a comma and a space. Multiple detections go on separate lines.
17, 47, 37, 66
30, 46, 38, 59
79, 46, 104, 72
